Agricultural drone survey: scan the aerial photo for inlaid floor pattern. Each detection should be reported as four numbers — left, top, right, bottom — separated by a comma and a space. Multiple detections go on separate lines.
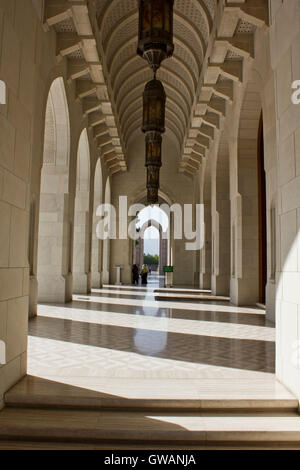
1, 275, 300, 449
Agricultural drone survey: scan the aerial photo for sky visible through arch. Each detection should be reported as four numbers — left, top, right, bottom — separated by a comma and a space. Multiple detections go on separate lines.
137, 206, 168, 256
144, 227, 160, 256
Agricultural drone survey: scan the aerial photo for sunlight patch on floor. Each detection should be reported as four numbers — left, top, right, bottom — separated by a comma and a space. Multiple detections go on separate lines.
28, 335, 273, 383
37, 305, 275, 342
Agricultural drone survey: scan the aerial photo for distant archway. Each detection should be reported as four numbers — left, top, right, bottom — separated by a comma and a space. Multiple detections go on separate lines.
136, 209, 169, 275
144, 226, 160, 271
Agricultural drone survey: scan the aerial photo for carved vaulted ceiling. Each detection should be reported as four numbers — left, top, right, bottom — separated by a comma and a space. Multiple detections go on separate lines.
96, 0, 216, 153
44, 0, 268, 176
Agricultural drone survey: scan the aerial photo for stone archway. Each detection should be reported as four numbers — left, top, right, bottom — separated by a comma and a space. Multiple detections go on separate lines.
132, 189, 174, 271
37, 77, 71, 303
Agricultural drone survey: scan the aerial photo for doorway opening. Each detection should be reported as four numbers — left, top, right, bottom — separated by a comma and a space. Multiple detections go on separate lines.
143, 226, 160, 273
135, 205, 169, 275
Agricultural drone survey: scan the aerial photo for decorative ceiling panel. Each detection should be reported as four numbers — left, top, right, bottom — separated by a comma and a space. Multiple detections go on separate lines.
174, 42, 199, 82
110, 41, 137, 81
102, 0, 137, 45
203, 0, 216, 20
165, 57, 196, 95
158, 68, 191, 107
106, 18, 138, 67
121, 100, 142, 126
175, 0, 209, 43
116, 68, 153, 108
53, 17, 76, 33
173, 20, 203, 65
119, 87, 144, 119
237, 19, 256, 34
113, 57, 145, 92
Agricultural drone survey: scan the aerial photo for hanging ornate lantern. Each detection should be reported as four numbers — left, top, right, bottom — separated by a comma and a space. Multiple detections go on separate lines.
147, 187, 159, 205
142, 80, 164, 204
145, 131, 162, 166
137, 0, 174, 72
147, 165, 160, 187
145, 132, 161, 205
137, 0, 173, 205
147, 166, 160, 205
142, 78, 166, 134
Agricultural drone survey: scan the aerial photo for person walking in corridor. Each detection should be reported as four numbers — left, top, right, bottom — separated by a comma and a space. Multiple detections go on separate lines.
141, 264, 148, 285
132, 264, 139, 285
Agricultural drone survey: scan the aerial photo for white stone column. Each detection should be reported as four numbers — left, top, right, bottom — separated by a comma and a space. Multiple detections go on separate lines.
200, 199, 212, 290
38, 191, 72, 303
91, 237, 102, 288
72, 192, 90, 294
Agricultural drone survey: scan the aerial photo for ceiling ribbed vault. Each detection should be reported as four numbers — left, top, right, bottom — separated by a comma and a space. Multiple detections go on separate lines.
96, 0, 216, 150
43, 1, 268, 176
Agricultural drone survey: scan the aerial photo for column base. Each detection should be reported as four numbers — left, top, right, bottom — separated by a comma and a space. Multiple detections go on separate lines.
200, 273, 211, 291
91, 271, 102, 289
73, 273, 89, 295
38, 273, 72, 303
29, 276, 38, 318
266, 280, 276, 323
194, 271, 200, 289
230, 277, 259, 306
212, 274, 230, 296
102, 270, 110, 285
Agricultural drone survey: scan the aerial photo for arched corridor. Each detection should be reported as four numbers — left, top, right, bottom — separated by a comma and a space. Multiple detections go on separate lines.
1, 0, 300, 449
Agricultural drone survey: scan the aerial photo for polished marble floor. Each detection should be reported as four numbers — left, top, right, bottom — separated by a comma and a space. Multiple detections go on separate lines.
27, 274, 277, 392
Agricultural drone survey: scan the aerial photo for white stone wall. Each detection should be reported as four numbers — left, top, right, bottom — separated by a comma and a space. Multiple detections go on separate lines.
0, 0, 37, 408
269, 0, 300, 398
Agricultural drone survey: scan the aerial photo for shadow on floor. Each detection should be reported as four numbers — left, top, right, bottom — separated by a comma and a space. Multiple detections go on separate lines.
40, 299, 273, 328
29, 315, 275, 373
